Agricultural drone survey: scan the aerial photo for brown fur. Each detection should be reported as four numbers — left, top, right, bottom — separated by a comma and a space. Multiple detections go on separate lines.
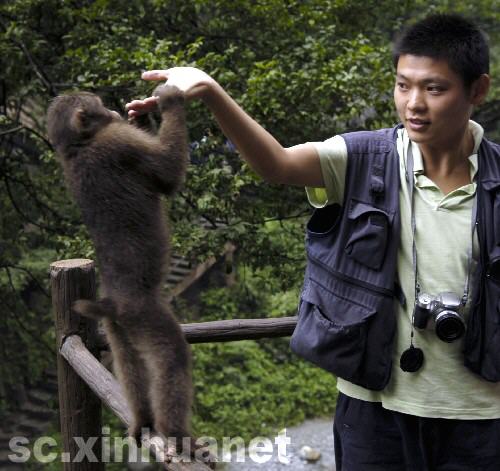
46, 87, 194, 449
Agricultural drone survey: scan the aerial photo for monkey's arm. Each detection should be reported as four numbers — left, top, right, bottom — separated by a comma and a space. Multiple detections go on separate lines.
99, 87, 188, 195
149, 85, 189, 194
131, 86, 187, 195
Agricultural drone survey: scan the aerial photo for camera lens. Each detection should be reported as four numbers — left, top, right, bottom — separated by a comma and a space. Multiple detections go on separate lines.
435, 310, 465, 342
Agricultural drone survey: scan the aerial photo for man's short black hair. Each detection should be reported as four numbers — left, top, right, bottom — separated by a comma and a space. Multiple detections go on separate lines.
392, 13, 489, 88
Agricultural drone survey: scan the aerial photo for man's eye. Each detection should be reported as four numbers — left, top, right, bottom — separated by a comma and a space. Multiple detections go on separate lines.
428, 85, 444, 93
397, 82, 408, 90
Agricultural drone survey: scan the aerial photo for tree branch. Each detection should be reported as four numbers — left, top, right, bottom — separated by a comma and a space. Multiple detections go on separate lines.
0, 17, 57, 97
1, 175, 59, 233
0, 291, 56, 356
178, 191, 220, 229
3, 171, 70, 225
0, 125, 23, 136
2, 265, 50, 298
2, 118, 52, 146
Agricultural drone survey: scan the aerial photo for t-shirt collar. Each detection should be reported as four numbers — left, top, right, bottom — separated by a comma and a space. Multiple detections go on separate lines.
405, 120, 483, 181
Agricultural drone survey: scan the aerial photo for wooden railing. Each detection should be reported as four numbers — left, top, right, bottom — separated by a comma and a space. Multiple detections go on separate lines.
51, 259, 297, 470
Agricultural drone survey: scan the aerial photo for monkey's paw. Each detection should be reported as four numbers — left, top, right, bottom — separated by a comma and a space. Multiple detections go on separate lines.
128, 112, 155, 131
128, 421, 154, 448
155, 437, 216, 469
153, 85, 185, 110
193, 444, 218, 470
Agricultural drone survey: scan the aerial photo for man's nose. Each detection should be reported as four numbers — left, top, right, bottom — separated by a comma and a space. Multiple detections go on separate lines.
407, 89, 426, 111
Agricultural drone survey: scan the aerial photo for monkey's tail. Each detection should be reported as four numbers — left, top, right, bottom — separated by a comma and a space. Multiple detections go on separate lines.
72, 298, 117, 320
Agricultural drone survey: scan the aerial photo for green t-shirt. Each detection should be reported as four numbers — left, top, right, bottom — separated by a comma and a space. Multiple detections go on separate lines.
306, 121, 500, 419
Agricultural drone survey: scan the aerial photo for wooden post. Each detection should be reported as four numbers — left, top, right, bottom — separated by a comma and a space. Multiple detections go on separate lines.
51, 259, 104, 471
60, 335, 214, 470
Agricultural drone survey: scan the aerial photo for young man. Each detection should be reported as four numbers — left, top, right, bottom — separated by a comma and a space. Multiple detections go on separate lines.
127, 14, 499, 471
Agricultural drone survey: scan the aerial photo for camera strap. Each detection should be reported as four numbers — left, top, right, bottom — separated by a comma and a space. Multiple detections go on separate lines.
400, 142, 477, 373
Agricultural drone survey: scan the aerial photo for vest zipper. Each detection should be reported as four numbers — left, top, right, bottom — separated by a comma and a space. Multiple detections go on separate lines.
308, 254, 394, 298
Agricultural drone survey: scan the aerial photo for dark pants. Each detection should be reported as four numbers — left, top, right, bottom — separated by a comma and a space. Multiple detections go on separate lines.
333, 392, 500, 471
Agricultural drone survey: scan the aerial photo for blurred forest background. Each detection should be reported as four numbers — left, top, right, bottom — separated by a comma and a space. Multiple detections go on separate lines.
1, 0, 499, 462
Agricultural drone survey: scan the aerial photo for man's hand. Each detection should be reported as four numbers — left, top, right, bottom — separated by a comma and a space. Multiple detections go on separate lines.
125, 67, 217, 118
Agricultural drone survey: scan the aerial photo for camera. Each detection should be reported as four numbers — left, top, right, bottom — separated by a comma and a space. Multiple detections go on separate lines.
412, 292, 466, 343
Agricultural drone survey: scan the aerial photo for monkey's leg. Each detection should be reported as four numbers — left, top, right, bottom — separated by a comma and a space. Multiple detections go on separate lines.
119, 304, 218, 468
102, 317, 154, 442
121, 304, 193, 448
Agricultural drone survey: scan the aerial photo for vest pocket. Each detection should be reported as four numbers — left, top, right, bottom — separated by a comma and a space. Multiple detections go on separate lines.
479, 277, 500, 380
466, 181, 500, 379
482, 180, 500, 245
307, 203, 342, 236
465, 272, 500, 380
487, 257, 500, 284
344, 198, 391, 270
290, 287, 376, 384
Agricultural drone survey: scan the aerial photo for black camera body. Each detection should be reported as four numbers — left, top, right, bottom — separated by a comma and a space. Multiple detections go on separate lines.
413, 292, 466, 343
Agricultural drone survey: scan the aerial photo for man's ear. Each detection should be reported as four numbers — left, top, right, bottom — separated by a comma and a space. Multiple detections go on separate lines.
470, 74, 490, 106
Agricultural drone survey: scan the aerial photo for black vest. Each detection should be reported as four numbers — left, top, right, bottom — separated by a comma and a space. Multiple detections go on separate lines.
290, 125, 500, 390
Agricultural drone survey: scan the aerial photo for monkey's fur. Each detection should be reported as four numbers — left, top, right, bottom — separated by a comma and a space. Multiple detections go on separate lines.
47, 87, 195, 451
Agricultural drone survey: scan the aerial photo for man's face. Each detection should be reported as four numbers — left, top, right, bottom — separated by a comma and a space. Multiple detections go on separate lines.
394, 55, 474, 149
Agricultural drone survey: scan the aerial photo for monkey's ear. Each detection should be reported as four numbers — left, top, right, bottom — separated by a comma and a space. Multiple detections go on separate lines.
70, 107, 89, 130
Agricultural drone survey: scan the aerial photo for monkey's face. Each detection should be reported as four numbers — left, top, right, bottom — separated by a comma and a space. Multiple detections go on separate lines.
47, 92, 122, 153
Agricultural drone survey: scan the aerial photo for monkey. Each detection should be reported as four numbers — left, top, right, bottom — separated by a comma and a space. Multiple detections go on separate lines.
46, 86, 202, 460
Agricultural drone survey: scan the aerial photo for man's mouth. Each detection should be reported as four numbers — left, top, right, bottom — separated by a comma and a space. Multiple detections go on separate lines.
407, 118, 431, 130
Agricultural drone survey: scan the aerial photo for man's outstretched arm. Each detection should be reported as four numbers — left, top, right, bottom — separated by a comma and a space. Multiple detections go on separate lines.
125, 67, 324, 187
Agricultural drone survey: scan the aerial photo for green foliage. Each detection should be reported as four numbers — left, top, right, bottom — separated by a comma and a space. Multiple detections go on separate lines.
192, 340, 337, 441
0, 0, 499, 428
